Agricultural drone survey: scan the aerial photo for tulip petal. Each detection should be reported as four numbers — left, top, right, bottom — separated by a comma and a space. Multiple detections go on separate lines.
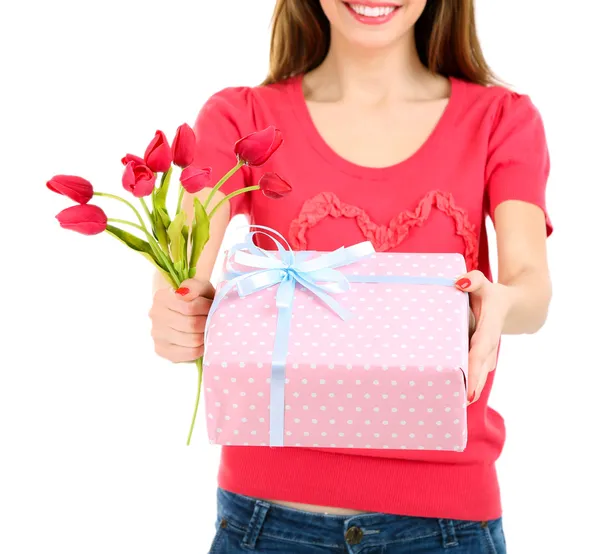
47, 175, 94, 204
122, 161, 156, 197
56, 204, 107, 235
121, 153, 146, 167
144, 130, 173, 173
234, 126, 284, 167
180, 166, 212, 194
172, 123, 196, 168
258, 172, 292, 199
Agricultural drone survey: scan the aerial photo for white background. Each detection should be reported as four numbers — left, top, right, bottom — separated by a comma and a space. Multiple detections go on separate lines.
1, 1, 598, 552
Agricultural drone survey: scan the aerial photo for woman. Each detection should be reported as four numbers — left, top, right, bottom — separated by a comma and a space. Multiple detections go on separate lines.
149, 0, 552, 552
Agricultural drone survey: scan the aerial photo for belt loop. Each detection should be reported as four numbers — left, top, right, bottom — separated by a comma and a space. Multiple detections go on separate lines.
241, 500, 270, 550
438, 519, 458, 548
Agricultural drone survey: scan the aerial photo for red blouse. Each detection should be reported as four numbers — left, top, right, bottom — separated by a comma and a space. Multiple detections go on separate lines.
192, 74, 552, 520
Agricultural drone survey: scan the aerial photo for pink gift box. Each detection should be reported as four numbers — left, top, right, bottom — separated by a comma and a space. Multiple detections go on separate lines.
203, 249, 469, 452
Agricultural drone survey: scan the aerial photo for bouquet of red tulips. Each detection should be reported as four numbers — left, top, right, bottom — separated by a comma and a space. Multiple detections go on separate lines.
47, 123, 291, 444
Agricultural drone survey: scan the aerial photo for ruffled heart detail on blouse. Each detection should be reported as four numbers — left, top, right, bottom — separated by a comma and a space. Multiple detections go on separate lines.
289, 190, 479, 271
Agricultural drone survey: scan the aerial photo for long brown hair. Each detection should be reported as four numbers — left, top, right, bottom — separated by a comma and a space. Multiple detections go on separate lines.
263, 0, 499, 86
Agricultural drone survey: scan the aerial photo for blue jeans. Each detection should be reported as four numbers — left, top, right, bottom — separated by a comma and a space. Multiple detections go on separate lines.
209, 488, 506, 553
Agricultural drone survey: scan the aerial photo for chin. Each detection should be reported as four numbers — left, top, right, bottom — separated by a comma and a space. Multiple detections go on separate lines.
320, 0, 427, 50
343, 29, 407, 51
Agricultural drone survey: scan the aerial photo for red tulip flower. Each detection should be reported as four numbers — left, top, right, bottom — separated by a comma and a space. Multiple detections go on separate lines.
144, 130, 172, 172
258, 172, 292, 199
46, 175, 93, 204
56, 204, 107, 235
234, 126, 283, 167
122, 161, 157, 197
121, 153, 146, 168
172, 123, 196, 168
47, 120, 290, 447
180, 166, 212, 194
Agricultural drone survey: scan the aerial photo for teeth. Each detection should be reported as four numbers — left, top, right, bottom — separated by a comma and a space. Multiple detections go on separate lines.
349, 4, 396, 17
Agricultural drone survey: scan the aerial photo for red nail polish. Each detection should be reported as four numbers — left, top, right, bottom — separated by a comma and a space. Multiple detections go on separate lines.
456, 278, 471, 289
468, 391, 475, 402
175, 287, 190, 296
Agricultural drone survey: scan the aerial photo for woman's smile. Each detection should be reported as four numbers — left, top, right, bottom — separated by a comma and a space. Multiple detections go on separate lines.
343, 1, 402, 25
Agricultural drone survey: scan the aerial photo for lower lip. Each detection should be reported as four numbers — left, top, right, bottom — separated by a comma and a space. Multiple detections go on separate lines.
343, 3, 400, 25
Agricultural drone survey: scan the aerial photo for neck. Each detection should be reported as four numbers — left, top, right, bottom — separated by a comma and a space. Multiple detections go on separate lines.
310, 28, 429, 102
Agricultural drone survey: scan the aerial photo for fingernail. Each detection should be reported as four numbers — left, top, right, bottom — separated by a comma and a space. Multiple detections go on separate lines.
468, 391, 475, 402
456, 278, 471, 289
175, 287, 190, 296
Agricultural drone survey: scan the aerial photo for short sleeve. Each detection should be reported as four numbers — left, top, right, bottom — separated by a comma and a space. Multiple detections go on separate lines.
485, 92, 553, 236
191, 87, 256, 218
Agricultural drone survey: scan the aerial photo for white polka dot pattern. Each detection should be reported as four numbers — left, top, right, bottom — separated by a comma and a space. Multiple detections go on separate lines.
204, 252, 469, 452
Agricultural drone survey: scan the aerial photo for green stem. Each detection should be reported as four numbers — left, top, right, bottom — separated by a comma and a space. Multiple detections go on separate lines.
187, 357, 203, 446
208, 185, 259, 219
95, 192, 146, 226
138, 197, 180, 279
107, 218, 145, 233
203, 160, 244, 212
94, 191, 179, 285
176, 186, 185, 215
139, 196, 152, 223
159, 167, 172, 189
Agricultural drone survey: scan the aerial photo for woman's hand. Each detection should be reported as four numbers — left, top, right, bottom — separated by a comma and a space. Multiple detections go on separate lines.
455, 271, 514, 405
148, 278, 215, 363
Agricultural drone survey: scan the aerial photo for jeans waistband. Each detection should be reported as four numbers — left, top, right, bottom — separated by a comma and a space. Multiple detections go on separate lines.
216, 487, 485, 551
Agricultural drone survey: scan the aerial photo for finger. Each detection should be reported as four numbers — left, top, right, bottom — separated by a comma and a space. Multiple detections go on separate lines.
470, 317, 502, 364
167, 295, 213, 316
154, 339, 204, 363
151, 305, 207, 334
468, 357, 493, 405
152, 325, 204, 349
175, 278, 215, 301
468, 308, 476, 337
470, 324, 501, 354
169, 314, 207, 335
455, 270, 490, 295
467, 375, 486, 405
467, 342, 493, 399
488, 348, 499, 372
483, 338, 500, 373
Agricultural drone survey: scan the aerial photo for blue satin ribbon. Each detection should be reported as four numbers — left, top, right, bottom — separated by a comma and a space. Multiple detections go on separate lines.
206, 225, 457, 447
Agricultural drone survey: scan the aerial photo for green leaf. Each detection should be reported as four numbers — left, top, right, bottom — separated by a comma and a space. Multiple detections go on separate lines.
167, 211, 187, 264
105, 224, 175, 286
157, 207, 171, 229
152, 167, 172, 251
182, 224, 189, 273
189, 197, 210, 272
105, 224, 165, 267
154, 166, 172, 214
153, 210, 169, 252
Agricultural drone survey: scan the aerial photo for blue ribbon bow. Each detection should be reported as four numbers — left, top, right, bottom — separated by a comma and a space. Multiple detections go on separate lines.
206, 225, 457, 446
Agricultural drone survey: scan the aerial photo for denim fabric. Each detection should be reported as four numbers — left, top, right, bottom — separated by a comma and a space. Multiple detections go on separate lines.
208, 488, 506, 553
